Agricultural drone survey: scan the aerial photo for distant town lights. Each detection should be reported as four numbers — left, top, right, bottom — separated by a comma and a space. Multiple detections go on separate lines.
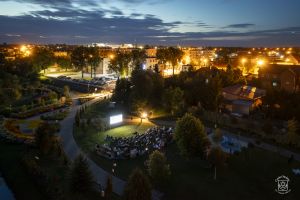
20, 45, 27, 52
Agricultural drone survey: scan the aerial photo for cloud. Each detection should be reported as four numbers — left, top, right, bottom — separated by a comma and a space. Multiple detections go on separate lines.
224, 23, 255, 29
0, 1, 299, 46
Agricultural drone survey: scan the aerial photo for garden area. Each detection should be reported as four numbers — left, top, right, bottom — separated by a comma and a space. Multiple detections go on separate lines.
74, 100, 300, 200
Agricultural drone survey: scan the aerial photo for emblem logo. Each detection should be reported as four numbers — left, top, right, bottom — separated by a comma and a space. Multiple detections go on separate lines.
275, 175, 291, 195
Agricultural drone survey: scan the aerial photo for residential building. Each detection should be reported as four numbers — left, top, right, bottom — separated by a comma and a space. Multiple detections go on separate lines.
259, 64, 300, 92
222, 85, 266, 115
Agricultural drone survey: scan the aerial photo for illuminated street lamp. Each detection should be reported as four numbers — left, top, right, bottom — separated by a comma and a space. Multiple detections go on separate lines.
204, 58, 208, 67
20, 45, 27, 52
241, 58, 247, 66
140, 112, 148, 123
109, 54, 115, 59
257, 59, 265, 67
141, 112, 148, 119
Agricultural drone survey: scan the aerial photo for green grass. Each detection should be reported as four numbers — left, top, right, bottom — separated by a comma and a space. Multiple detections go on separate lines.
74, 100, 300, 199
0, 141, 45, 200
74, 121, 155, 150
163, 144, 300, 200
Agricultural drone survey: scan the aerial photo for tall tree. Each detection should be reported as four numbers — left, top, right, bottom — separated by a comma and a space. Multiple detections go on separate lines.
35, 122, 58, 155
163, 87, 184, 115
105, 176, 113, 200
71, 46, 88, 78
212, 128, 223, 144
131, 49, 146, 70
123, 168, 152, 200
32, 47, 55, 74
109, 51, 132, 77
175, 113, 210, 158
56, 56, 72, 71
168, 47, 184, 76
86, 47, 101, 78
208, 147, 227, 180
148, 150, 171, 186
69, 155, 95, 194
157, 47, 183, 76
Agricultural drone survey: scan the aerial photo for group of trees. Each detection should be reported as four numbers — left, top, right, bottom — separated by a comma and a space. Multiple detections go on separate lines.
0, 54, 41, 108
157, 47, 184, 76
70, 46, 101, 78
175, 113, 227, 179
113, 65, 244, 117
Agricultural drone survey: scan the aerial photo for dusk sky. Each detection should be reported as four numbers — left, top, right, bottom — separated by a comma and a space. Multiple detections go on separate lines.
0, 0, 300, 46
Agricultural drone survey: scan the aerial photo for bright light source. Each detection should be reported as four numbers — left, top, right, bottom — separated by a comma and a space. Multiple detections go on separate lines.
241, 58, 247, 64
141, 112, 148, 119
110, 114, 123, 125
20, 45, 27, 52
257, 60, 264, 66
142, 63, 146, 70
109, 54, 115, 59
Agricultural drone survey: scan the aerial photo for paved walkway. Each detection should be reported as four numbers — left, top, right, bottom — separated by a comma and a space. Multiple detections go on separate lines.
152, 119, 300, 161
58, 97, 162, 199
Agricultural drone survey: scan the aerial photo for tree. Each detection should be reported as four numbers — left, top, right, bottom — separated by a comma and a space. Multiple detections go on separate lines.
287, 118, 299, 146
69, 155, 95, 194
56, 56, 72, 71
105, 176, 113, 200
212, 128, 223, 144
163, 87, 184, 115
113, 78, 131, 104
71, 46, 89, 78
175, 113, 210, 158
131, 49, 146, 70
32, 47, 55, 74
35, 122, 57, 155
123, 168, 151, 200
157, 47, 183, 76
208, 147, 227, 180
86, 47, 101, 78
109, 51, 132, 77
148, 150, 171, 186
64, 85, 70, 98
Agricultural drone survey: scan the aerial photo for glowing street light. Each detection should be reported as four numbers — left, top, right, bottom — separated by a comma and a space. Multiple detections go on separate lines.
141, 112, 148, 119
20, 45, 27, 52
241, 58, 247, 65
109, 54, 115, 59
140, 112, 148, 123
257, 59, 265, 67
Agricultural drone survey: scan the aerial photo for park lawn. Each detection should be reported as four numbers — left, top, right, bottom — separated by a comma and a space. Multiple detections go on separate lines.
74, 121, 155, 151
0, 141, 45, 200
164, 144, 300, 200
74, 121, 155, 180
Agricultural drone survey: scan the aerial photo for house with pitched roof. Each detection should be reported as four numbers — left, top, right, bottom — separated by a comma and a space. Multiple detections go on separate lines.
222, 85, 266, 115
259, 64, 300, 93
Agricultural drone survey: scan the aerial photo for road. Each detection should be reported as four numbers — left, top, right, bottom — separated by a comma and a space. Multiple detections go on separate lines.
58, 95, 162, 199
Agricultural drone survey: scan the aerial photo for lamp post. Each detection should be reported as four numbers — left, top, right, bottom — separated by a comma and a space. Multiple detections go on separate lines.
140, 112, 148, 123
241, 58, 247, 75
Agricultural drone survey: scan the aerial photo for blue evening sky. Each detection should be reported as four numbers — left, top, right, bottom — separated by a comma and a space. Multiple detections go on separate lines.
0, 0, 299, 46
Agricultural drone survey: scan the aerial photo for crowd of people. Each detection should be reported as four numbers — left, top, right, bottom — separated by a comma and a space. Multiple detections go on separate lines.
95, 126, 173, 160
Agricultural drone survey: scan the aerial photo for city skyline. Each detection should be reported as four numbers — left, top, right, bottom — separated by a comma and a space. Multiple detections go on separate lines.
0, 0, 300, 46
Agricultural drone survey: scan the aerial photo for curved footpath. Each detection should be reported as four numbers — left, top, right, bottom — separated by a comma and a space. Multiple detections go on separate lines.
58, 97, 162, 200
